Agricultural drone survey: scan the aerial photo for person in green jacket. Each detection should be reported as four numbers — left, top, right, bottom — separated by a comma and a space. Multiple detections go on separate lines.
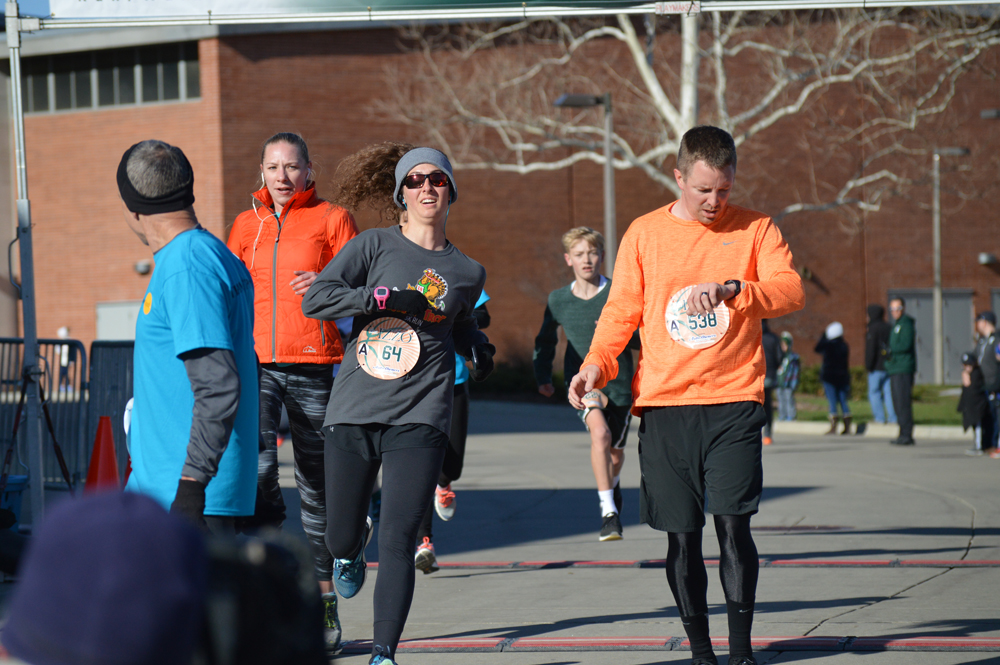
886, 297, 916, 445
534, 227, 638, 542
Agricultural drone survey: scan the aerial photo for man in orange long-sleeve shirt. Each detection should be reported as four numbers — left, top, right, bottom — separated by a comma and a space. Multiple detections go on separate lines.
569, 126, 805, 665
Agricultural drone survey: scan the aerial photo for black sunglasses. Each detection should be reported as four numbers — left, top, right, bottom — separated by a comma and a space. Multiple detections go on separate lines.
403, 172, 450, 189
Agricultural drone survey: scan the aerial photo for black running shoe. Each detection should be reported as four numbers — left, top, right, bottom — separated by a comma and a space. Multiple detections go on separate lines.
728, 656, 757, 665
691, 657, 719, 665
599, 512, 623, 541
612, 481, 623, 515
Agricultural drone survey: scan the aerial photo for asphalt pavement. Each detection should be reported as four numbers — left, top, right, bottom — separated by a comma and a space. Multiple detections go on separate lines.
264, 401, 1000, 664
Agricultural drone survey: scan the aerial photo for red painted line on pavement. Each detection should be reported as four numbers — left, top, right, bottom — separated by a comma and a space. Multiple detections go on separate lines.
370, 558, 1000, 569
851, 637, 1000, 649
697, 636, 847, 649
368, 559, 1000, 569
768, 559, 894, 566
510, 637, 669, 649
342, 636, 1000, 653
398, 638, 508, 650
898, 559, 1000, 566
751, 636, 847, 649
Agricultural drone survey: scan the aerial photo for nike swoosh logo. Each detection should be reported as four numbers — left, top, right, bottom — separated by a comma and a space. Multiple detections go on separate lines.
723, 241, 735, 246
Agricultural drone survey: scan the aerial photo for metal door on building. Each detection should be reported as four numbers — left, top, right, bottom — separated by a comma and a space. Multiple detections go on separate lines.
888, 289, 973, 385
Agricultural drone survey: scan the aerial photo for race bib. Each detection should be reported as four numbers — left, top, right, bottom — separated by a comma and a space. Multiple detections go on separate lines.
357, 317, 421, 380
665, 285, 731, 350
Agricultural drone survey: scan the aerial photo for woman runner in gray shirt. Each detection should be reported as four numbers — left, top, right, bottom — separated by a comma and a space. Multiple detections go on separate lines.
302, 144, 493, 665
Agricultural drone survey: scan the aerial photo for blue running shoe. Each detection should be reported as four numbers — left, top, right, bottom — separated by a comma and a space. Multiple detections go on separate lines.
334, 516, 373, 599
369, 645, 396, 664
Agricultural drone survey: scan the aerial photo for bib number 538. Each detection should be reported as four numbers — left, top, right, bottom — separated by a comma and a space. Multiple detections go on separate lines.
665, 285, 731, 350
687, 312, 718, 330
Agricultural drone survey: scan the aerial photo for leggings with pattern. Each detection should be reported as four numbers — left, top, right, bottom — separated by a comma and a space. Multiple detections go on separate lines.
258, 363, 334, 580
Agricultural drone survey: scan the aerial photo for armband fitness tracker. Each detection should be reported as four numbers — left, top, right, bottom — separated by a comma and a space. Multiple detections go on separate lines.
724, 280, 742, 300
374, 286, 389, 310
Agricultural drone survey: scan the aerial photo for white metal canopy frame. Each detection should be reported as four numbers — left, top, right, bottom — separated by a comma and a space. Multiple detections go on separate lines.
5, 0, 997, 519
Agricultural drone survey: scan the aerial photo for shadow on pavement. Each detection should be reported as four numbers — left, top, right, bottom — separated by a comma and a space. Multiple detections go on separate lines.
360, 486, 816, 561
422, 595, 900, 641
758, 545, 990, 560
426, 606, 678, 640
877, 618, 1000, 639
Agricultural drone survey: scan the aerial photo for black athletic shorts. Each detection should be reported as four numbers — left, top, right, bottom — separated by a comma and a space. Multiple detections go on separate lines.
578, 403, 633, 450
325, 422, 449, 462
638, 401, 765, 533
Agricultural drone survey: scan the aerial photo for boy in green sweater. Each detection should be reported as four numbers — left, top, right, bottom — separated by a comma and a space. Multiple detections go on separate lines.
534, 227, 638, 541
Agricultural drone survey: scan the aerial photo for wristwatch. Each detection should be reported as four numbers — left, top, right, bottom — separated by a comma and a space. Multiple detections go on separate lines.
374, 286, 389, 310
724, 279, 742, 300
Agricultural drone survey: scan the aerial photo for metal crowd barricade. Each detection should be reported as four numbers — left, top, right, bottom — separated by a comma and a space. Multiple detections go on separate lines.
0, 337, 88, 490
85, 341, 134, 484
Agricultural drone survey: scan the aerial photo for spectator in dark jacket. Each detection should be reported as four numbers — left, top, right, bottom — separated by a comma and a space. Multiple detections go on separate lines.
865, 304, 896, 425
974, 311, 999, 452
816, 321, 852, 435
958, 352, 989, 456
761, 320, 783, 445
886, 297, 917, 446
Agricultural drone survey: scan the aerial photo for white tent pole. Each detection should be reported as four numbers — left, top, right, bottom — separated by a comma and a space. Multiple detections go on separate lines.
7, 0, 46, 521
33, 0, 1000, 29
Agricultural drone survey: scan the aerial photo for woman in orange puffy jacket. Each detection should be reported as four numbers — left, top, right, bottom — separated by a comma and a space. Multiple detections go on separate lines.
227, 132, 358, 656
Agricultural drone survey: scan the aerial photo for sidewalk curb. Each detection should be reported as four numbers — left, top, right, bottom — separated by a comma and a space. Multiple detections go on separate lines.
771, 420, 965, 440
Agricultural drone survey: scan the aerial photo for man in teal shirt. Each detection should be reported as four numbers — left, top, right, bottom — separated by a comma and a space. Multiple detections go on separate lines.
119, 140, 258, 531
886, 297, 916, 446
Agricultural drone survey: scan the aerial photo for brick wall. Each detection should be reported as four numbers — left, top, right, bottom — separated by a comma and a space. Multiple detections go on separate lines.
20, 38, 223, 346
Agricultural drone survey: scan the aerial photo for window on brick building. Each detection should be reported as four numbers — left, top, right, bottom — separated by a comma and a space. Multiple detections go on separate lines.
19, 41, 200, 114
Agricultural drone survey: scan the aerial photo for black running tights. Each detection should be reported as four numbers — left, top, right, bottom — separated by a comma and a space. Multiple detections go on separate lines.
325, 443, 445, 658
666, 513, 758, 616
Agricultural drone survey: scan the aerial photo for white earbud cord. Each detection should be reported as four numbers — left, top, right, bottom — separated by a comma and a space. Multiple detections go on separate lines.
249, 196, 270, 271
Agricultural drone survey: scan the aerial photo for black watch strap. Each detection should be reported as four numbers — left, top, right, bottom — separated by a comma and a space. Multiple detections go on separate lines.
724, 279, 742, 299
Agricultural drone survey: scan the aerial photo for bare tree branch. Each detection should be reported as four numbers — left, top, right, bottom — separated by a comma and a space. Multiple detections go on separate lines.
373, 9, 1000, 222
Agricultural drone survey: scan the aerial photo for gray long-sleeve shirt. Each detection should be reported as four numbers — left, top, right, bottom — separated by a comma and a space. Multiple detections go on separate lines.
303, 225, 487, 433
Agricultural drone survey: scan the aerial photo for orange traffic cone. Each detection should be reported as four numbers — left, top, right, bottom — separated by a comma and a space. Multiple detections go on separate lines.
85, 416, 120, 493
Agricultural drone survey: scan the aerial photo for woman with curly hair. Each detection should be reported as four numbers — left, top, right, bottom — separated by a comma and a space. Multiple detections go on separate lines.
303, 143, 494, 665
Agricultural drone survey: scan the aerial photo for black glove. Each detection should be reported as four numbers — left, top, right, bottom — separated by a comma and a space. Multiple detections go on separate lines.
469, 343, 496, 382
170, 478, 209, 531
383, 289, 428, 318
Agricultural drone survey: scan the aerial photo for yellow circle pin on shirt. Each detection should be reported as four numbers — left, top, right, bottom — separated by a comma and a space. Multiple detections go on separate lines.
357, 317, 421, 380
143, 292, 153, 315
665, 285, 731, 350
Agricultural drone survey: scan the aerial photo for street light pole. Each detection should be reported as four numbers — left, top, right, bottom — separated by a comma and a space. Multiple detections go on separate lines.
932, 151, 942, 385
601, 93, 616, 277
554, 93, 616, 277
931, 147, 969, 385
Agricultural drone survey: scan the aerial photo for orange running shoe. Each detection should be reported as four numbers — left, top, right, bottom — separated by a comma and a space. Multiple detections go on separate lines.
414, 537, 438, 574
434, 484, 456, 521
